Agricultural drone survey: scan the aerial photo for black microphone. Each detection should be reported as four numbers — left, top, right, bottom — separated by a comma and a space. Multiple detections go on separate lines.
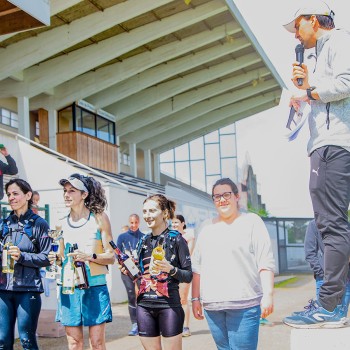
295, 44, 305, 86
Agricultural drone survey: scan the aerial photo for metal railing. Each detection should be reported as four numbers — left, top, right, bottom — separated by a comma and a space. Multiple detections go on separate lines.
0, 201, 50, 224
263, 217, 313, 274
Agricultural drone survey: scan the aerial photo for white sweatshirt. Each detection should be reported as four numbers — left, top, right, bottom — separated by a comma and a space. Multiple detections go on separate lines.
192, 213, 275, 304
308, 29, 350, 155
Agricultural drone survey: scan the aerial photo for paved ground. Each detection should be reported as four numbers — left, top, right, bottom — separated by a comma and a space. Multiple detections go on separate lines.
14, 274, 315, 349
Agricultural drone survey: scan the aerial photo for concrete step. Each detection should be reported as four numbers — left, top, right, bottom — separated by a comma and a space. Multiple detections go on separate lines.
291, 327, 350, 350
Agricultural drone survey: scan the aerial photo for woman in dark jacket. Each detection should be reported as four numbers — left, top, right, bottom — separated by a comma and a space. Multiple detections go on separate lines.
0, 178, 51, 349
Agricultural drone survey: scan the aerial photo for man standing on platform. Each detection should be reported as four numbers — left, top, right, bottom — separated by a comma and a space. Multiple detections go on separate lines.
282, 1, 350, 328
116, 213, 144, 336
0, 145, 18, 200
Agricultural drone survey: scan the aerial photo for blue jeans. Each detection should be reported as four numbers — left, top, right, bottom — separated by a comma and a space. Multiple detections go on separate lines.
316, 276, 350, 315
204, 305, 261, 350
0, 290, 41, 350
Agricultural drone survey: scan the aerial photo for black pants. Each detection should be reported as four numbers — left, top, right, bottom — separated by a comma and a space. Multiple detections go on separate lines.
121, 273, 138, 324
310, 145, 350, 311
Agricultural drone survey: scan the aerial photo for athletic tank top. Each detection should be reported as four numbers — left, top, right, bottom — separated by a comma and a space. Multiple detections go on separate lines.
59, 212, 106, 286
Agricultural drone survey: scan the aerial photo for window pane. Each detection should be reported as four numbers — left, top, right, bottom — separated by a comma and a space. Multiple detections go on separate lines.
122, 153, 130, 166
160, 150, 174, 162
110, 124, 115, 144
204, 130, 218, 143
81, 109, 95, 137
160, 162, 175, 177
221, 158, 237, 183
189, 138, 204, 160
220, 124, 235, 134
96, 116, 110, 142
205, 144, 220, 175
11, 112, 18, 128
206, 175, 221, 193
58, 106, 73, 132
175, 143, 189, 161
190, 160, 205, 191
35, 121, 40, 137
220, 134, 236, 158
75, 107, 82, 132
175, 161, 190, 185
2, 109, 10, 125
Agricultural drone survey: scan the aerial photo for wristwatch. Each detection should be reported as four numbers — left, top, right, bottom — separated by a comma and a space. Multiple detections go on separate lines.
91, 253, 97, 260
306, 86, 316, 100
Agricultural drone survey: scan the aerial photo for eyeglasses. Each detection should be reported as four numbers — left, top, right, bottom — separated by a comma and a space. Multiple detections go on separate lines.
212, 192, 233, 202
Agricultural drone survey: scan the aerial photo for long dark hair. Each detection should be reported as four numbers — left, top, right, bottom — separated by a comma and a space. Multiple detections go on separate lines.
5, 178, 33, 208
69, 173, 107, 214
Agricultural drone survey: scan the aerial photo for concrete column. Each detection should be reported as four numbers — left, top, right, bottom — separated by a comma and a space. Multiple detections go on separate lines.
48, 109, 57, 150
17, 96, 30, 138
129, 143, 137, 177
144, 149, 152, 181
154, 153, 160, 184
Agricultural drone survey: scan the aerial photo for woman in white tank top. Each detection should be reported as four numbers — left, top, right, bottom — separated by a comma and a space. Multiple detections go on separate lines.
48, 173, 115, 350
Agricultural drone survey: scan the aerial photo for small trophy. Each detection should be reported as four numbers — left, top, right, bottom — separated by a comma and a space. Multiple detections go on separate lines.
45, 226, 63, 279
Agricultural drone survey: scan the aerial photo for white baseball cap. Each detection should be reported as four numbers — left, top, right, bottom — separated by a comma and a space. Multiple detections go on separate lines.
283, 1, 334, 33
59, 175, 89, 193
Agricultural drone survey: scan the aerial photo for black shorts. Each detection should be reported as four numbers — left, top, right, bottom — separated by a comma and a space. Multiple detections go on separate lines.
137, 305, 184, 337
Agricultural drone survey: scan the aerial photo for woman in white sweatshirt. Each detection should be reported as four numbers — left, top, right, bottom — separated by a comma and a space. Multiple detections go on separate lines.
191, 178, 275, 350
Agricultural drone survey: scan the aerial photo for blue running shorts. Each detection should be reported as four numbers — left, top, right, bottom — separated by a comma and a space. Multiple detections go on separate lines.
57, 285, 112, 327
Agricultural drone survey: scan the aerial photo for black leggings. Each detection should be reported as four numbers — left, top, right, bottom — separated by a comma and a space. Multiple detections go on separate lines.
121, 273, 138, 324
0, 290, 41, 350
137, 305, 184, 337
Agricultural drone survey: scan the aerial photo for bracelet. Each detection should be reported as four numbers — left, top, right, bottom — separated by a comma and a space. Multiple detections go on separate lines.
191, 297, 201, 302
170, 267, 177, 276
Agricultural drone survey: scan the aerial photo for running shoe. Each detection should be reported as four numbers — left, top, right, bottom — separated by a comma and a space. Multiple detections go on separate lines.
283, 300, 347, 329
260, 318, 272, 325
128, 323, 138, 336
182, 327, 191, 337
291, 299, 316, 316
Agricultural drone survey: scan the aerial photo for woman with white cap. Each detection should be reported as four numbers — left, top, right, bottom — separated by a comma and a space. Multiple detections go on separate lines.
49, 173, 115, 350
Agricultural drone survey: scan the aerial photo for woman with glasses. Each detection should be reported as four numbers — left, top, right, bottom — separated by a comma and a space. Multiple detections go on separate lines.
129, 194, 192, 350
191, 178, 275, 350
0, 178, 51, 349
49, 173, 115, 350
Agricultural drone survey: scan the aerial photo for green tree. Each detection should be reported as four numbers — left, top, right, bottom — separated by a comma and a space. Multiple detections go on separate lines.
247, 203, 269, 218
